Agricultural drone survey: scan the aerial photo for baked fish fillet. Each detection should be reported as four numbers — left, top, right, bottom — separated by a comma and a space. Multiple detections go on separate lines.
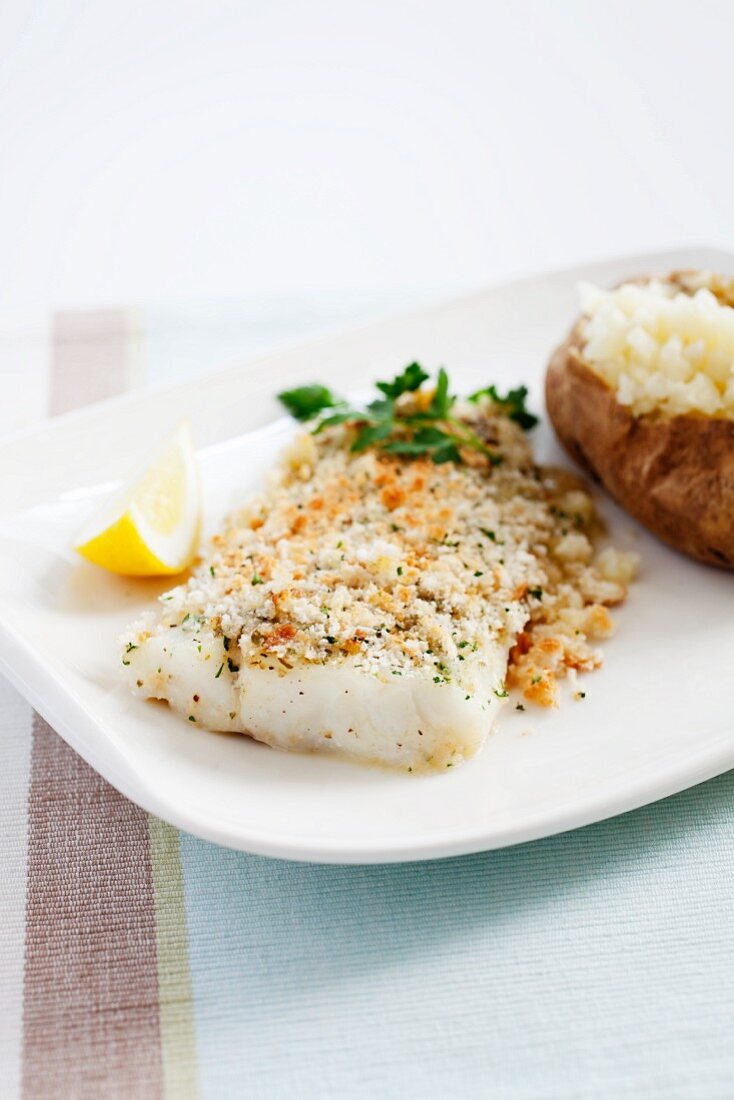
122, 404, 627, 771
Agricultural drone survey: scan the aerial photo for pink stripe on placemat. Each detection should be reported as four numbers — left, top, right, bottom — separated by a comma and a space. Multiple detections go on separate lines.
22, 716, 164, 1099
50, 310, 139, 415
22, 310, 164, 1099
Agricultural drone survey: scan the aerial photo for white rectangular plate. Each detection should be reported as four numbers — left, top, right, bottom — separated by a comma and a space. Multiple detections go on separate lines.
2, 247, 734, 863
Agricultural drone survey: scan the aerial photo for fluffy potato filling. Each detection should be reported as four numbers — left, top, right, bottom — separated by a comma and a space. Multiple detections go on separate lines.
578, 272, 734, 420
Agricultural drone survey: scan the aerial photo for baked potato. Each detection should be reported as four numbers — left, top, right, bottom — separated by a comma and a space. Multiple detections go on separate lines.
546, 271, 734, 569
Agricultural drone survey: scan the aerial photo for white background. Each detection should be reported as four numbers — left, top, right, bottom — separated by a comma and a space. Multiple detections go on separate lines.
1, 0, 733, 312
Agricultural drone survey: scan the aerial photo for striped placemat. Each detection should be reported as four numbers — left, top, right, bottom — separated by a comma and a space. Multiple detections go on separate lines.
12, 311, 195, 1098
2, 304, 734, 1100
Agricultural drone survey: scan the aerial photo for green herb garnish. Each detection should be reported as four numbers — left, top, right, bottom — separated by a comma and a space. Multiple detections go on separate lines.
275, 364, 537, 466
375, 361, 429, 398
468, 383, 538, 430
227, 658, 240, 673
277, 383, 340, 421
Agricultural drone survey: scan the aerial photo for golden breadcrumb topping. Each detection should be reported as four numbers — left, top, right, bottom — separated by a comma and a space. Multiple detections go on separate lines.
150, 399, 636, 707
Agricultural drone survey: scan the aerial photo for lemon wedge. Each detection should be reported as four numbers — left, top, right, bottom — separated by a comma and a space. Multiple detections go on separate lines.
74, 420, 201, 576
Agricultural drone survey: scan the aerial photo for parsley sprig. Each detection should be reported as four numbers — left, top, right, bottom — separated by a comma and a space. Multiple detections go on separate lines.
277, 364, 537, 465
277, 383, 339, 421
467, 384, 539, 430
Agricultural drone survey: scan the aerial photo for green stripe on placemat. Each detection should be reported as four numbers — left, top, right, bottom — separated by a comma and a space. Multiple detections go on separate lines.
148, 816, 199, 1100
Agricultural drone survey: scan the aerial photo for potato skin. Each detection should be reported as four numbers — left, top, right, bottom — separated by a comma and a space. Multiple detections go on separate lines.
546, 328, 734, 569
